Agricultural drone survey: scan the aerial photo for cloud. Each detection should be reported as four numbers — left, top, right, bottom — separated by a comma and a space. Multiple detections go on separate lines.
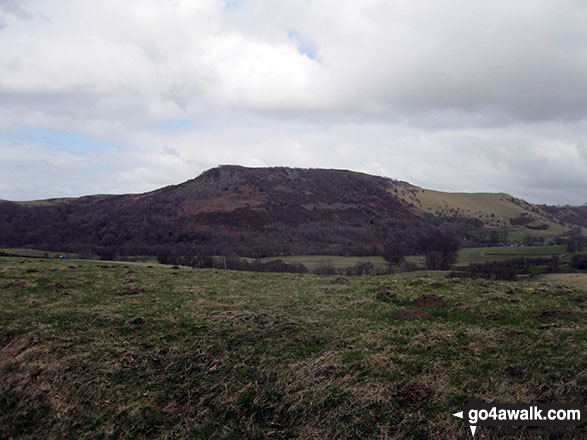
0, 0, 34, 22
0, 0, 586, 205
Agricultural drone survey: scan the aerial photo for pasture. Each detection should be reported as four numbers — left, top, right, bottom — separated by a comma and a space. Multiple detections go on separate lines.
1, 257, 585, 439
258, 245, 570, 270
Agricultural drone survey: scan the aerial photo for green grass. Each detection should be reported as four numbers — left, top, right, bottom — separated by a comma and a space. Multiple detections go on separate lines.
0, 257, 585, 439
392, 184, 571, 236
0, 248, 80, 258
257, 255, 390, 270
254, 245, 569, 270
456, 245, 569, 265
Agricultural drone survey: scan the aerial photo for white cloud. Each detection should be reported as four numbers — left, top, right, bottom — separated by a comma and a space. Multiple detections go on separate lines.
0, 0, 586, 205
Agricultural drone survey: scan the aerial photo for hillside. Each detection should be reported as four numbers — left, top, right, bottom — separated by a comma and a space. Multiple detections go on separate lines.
0, 165, 584, 257
392, 181, 586, 240
0, 166, 427, 257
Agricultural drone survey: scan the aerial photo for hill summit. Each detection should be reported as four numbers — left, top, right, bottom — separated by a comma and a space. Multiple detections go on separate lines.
0, 165, 585, 257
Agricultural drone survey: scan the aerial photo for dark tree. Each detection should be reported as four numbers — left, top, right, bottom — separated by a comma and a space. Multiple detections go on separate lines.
569, 254, 587, 270
567, 235, 586, 253
417, 231, 461, 270
382, 241, 410, 265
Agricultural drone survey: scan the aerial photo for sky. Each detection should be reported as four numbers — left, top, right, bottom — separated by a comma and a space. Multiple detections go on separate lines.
0, 0, 586, 205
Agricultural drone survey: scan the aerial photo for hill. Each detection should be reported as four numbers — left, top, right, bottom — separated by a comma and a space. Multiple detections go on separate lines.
0, 165, 584, 257
392, 182, 586, 240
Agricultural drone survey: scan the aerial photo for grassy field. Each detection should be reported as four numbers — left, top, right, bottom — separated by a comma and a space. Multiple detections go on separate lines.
0, 249, 162, 264
1, 257, 585, 439
0, 248, 80, 258
456, 245, 569, 265
257, 245, 570, 270
258, 255, 391, 270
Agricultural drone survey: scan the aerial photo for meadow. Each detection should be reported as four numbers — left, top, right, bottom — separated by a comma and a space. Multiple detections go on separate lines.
0, 244, 572, 272
257, 245, 569, 270
1, 256, 585, 439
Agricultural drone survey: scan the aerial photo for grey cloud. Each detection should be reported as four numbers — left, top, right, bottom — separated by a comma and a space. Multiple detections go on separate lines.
0, 0, 33, 20
0, 0, 586, 205
577, 142, 587, 166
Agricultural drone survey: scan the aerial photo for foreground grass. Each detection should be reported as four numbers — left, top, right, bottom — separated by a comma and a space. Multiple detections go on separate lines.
0, 257, 585, 439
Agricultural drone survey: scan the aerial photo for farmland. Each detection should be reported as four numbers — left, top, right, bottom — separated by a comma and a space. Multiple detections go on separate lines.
1, 256, 585, 439
257, 245, 570, 269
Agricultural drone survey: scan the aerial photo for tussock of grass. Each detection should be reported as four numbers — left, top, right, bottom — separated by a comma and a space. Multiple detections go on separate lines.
0, 257, 585, 439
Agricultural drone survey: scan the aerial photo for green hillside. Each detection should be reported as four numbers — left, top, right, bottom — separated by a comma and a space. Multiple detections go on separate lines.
390, 181, 574, 238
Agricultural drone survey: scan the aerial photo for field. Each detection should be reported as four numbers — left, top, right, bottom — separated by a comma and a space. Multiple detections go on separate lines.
0, 244, 573, 273
258, 245, 570, 270
1, 257, 586, 439
258, 255, 391, 270
455, 245, 569, 265
0, 248, 80, 259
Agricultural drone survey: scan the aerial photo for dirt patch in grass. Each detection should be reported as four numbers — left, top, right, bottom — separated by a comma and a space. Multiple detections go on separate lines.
487, 292, 520, 303
575, 295, 587, 303
412, 294, 444, 306
119, 288, 146, 296
7, 279, 37, 290
535, 310, 571, 318
400, 381, 432, 407
374, 287, 397, 302
333, 276, 349, 284
535, 309, 587, 319
487, 292, 509, 301
452, 302, 473, 312
537, 323, 560, 330
552, 290, 573, 296
393, 309, 431, 320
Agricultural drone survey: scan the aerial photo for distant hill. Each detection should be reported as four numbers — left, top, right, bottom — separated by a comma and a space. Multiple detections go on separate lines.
0, 165, 584, 257
391, 182, 587, 239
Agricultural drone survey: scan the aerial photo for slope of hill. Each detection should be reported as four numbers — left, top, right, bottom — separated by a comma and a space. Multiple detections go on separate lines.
0, 165, 583, 257
391, 181, 578, 238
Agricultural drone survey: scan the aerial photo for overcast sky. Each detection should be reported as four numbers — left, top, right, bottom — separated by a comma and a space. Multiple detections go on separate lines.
1, 0, 586, 205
